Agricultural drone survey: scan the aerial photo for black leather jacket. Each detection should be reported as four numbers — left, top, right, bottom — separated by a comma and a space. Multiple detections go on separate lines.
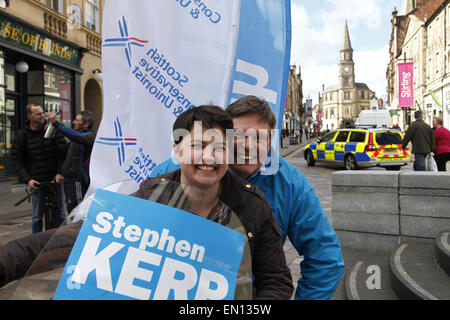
0, 170, 293, 300
11, 122, 67, 183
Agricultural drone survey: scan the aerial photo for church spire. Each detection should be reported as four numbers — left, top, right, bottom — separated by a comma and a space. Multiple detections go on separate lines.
339, 19, 355, 88
342, 19, 352, 50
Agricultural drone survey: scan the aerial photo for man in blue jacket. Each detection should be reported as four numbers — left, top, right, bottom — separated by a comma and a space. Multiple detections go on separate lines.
49, 110, 96, 213
151, 95, 344, 300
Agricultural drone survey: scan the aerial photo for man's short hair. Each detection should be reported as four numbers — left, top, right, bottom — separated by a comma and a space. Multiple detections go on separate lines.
414, 110, 423, 120
226, 96, 277, 129
80, 110, 95, 130
173, 105, 234, 145
26, 104, 40, 114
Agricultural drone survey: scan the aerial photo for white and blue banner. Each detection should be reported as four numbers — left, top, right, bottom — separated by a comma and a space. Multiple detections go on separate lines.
88, 0, 291, 192
54, 189, 245, 300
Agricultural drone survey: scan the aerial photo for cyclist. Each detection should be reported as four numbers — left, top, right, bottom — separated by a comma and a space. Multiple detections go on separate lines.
11, 104, 67, 233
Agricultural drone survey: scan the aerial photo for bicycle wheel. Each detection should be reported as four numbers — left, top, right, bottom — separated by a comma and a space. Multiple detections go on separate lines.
44, 205, 61, 231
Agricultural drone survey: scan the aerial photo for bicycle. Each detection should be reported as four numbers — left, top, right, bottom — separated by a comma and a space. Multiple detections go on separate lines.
15, 181, 64, 231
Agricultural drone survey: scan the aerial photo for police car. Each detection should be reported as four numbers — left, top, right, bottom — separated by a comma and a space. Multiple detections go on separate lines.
303, 128, 411, 170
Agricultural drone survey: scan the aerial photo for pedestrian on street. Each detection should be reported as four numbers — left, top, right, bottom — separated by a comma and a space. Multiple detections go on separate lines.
432, 117, 450, 172
48, 110, 96, 213
402, 110, 434, 171
151, 95, 345, 300
304, 127, 309, 140
10, 104, 67, 233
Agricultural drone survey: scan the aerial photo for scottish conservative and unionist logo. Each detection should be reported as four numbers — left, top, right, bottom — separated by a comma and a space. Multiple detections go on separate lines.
96, 117, 137, 167
103, 16, 148, 68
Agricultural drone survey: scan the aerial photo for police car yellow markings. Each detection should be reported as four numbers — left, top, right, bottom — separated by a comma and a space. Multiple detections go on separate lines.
304, 130, 411, 165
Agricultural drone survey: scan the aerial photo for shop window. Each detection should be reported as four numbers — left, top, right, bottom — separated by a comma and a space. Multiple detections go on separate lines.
86, 0, 100, 32
27, 65, 73, 127
45, 0, 65, 14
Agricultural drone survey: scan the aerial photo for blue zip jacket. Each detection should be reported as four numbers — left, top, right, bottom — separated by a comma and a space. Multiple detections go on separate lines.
150, 156, 344, 300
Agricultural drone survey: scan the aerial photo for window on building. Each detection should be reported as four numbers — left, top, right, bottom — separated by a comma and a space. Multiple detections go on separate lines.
344, 91, 351, 100
361, 91, 365, 99
86, 0, 100, 32
27, 65, 73, 128
45, 0, 65, 14
344, 77, 349, 86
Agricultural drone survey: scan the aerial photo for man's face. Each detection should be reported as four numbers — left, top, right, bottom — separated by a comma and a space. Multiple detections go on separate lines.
27, 105, 45, 126
231, 113, 271, 178
175, 124, 229, 191
73, 114, 87, 132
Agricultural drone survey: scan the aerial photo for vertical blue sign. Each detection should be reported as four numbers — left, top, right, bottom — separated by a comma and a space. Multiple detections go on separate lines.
227, 0, 292, 132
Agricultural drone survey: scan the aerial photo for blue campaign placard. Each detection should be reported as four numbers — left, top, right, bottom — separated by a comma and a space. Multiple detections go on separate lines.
54, 189, 245, 300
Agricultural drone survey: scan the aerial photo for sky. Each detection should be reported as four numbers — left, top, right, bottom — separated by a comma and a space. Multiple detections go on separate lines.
290, 0, 404, 106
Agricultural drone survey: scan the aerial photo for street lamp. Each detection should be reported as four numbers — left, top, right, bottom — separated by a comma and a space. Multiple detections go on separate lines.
93, 68, 103, 82
15, 59, 29, 73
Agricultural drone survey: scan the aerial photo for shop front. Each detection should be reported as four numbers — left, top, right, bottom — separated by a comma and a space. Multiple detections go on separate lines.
0, 11, 84, 183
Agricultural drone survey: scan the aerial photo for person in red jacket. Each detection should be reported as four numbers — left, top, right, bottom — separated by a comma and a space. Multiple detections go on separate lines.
432, 117, 450, 171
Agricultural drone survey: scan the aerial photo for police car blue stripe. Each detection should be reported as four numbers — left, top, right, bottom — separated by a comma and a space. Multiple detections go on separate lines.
345, 143, 357, 152
335, 151, 345, 161
355, 152, 370, 162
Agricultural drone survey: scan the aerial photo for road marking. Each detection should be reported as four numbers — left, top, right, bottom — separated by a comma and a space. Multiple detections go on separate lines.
393, 244, 439, 300
349, 261, 363, 300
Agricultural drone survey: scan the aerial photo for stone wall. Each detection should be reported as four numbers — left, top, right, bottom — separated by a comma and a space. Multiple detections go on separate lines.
332, 171, 450, 251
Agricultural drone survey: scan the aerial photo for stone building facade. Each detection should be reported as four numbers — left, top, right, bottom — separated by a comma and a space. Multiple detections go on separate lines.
387, 0, 450, 129
284, 64, 303, 133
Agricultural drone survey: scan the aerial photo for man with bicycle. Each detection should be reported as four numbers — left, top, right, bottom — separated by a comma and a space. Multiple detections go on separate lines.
11, 104, 68, 233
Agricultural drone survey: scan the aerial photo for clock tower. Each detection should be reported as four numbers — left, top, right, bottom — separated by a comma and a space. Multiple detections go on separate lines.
339, 20, 355, 89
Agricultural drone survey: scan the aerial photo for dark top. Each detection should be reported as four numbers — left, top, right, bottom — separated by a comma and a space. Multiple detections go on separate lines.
11, 122, 67, 183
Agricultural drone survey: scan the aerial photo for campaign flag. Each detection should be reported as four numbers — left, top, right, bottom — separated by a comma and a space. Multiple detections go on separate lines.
54, 189, 245, 300
88, 0, 291, 193
398, 62, 414, 108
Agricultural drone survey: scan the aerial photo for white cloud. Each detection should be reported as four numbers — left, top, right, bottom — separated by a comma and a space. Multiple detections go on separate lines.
354, 45, 390, 98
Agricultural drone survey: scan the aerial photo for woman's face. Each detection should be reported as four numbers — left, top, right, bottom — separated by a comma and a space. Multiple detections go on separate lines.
175, 125, 228, 192
432, 118, 440, 129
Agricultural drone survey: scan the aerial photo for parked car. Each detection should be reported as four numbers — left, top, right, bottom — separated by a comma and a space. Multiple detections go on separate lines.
303, 128, 411, 170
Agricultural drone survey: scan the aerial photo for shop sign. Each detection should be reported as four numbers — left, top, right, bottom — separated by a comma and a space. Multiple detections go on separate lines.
0, 13, 79, 66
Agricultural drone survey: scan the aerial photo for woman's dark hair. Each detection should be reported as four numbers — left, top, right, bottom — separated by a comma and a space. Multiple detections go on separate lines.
173, 105, 234, 145
226, 95, 277, 129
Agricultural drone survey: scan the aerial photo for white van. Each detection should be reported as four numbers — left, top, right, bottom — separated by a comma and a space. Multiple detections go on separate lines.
355, 110, 391, 128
